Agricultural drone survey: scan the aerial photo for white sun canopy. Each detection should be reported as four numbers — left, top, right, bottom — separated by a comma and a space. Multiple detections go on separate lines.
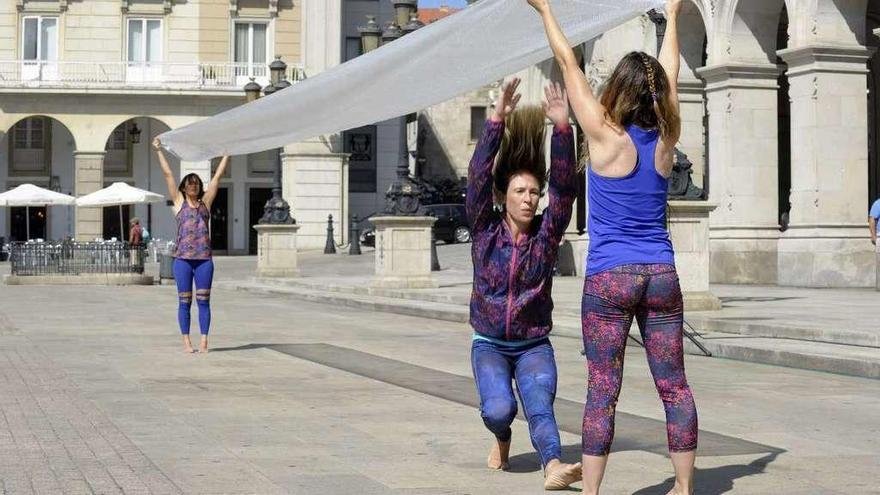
158, 0, 664, 161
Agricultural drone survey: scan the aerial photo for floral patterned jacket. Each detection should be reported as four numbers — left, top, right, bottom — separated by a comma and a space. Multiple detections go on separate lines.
466, 119, 577, 341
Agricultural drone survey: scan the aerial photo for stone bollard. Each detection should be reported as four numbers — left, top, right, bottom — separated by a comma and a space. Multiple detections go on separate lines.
349, 214, 362, 255
430, 227, 440, 271
324, 214, 336, 254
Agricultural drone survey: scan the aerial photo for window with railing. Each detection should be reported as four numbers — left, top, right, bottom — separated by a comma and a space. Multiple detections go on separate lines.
127, 18, 162, 83
21, 16, 58, 82
234, 21, 268, 84
22, 16, 57, 61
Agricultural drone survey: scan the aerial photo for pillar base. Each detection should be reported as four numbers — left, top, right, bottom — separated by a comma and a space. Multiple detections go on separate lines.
683, 291, 722, 311
370, 216, 438, 289
254, 223, 301, 278
710, 226, 780, 284
778, 225, 876, 288
669, 201, 720, 310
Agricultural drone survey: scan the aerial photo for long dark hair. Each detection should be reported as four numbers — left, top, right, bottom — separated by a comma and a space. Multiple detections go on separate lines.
600, 51, 680, 139
493, 105, 548, 200
178, 173, 204, 200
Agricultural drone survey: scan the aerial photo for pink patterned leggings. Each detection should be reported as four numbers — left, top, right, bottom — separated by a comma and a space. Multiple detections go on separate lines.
581, 264, 698, 456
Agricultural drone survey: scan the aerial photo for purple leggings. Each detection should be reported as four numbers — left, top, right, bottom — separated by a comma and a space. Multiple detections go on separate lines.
581, 264, 698, 456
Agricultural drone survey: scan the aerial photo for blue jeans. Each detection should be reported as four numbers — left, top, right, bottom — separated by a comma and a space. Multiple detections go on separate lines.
471, 337, 562, 467
172, 258, 214, 335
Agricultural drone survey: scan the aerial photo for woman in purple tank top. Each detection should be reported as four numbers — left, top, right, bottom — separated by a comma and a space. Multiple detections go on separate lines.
153, 138, 229, 354
530, 1, 697, 494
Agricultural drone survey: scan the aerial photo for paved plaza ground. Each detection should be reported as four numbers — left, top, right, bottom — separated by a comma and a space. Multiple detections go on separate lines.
0, 249, 878, 494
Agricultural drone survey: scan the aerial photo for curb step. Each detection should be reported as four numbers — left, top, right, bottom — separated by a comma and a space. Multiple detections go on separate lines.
221, 281, 880, 379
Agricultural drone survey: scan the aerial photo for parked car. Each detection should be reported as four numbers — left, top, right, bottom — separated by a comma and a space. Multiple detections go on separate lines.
359, 203, 471, 247
424, 203, 471, 244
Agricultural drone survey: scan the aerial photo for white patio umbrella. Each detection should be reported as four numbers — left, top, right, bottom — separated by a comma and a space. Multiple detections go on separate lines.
75, 182, 165, 241
0, 183, 76, 240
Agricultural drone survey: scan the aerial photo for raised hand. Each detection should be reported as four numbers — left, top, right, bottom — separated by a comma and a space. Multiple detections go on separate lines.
526, 0, 550, 13
491, 77, 522, 123
152, 137, 162, 151
542, 82, 569, 128
665, 0, 682, 18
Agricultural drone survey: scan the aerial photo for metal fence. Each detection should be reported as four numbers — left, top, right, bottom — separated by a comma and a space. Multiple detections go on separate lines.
9, 241, 146, 276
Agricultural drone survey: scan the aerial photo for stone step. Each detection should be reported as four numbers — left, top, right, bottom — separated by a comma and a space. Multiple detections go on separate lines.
249, 277, 879, 349
220, 280, 880, 380
685, 315, 880, 348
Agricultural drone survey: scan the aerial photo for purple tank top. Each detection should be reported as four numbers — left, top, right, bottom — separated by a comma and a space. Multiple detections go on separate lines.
174, 200, 212, 260
586, 125, 674, 275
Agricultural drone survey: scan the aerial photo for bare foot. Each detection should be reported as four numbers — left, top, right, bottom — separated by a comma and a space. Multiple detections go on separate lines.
544, 460, 582, 490
199, 336, 209, 354
183, 336, 195, 354
666, 486, 693, 495
487, 437, 511, 470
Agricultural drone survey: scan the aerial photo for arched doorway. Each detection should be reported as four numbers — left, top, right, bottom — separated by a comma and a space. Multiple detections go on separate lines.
1, 115, 76, 242
101, 117, 177, 242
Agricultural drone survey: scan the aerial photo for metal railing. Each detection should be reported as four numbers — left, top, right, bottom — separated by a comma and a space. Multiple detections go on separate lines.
0, 61, 306, 90
9, 241, 146, 276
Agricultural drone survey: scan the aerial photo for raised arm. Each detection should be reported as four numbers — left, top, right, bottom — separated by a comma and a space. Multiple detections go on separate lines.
539, 83, 578, 245
153, 138, 181, 207
870, 215, 878, 246
657, 0, 682, 122
202, 155, 229, 209
466, 78, 521, 233
528, 0, 607, 142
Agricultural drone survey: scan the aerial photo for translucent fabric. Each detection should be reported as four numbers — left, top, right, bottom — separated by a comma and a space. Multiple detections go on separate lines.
159, 0, 664, 161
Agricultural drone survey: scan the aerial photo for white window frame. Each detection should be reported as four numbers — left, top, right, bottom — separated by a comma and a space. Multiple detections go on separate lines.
232, 20, 273, 85
20, 16, 58, 62
126, 18, 163, 64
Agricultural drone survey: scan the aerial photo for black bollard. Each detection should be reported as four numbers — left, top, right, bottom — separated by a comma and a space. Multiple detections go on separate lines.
324, 214, 336, 254
349, 214, 362, 255
430, 227, 440, 271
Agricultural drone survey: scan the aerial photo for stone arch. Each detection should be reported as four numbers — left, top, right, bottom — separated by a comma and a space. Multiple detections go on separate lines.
717, 0, 791, 63
788, 0, 870, 46
1, 115, 78, 241
99, 116, 178, 242
681, 0, 710, 79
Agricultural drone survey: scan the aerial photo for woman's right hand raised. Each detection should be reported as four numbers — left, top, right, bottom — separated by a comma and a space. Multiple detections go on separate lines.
665, 0, 682, 18
526, 0, 550, 13
491, 77, 522, 123
152, 137, 162, 152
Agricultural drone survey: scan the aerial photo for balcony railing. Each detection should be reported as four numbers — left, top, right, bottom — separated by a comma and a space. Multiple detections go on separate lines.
0, 60, 306, 91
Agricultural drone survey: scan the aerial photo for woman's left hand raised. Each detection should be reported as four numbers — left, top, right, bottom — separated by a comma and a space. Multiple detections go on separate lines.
542, 82, 569, 128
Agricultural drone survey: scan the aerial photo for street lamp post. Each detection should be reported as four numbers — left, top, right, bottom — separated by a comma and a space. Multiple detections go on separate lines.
243, 57, 296, 225
357, 9, 425, 216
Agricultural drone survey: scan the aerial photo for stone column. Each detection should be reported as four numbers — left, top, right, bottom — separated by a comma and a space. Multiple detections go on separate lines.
370, 216, 437, 288
285, 0, 347, 251
301, 0, 341, 78
678, 77, 707, 187
74, 151, 105, 241
777, 45, 876, 287
697, 63, 782, 284
668, 201, 720, 311
282, 142, 349, 250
